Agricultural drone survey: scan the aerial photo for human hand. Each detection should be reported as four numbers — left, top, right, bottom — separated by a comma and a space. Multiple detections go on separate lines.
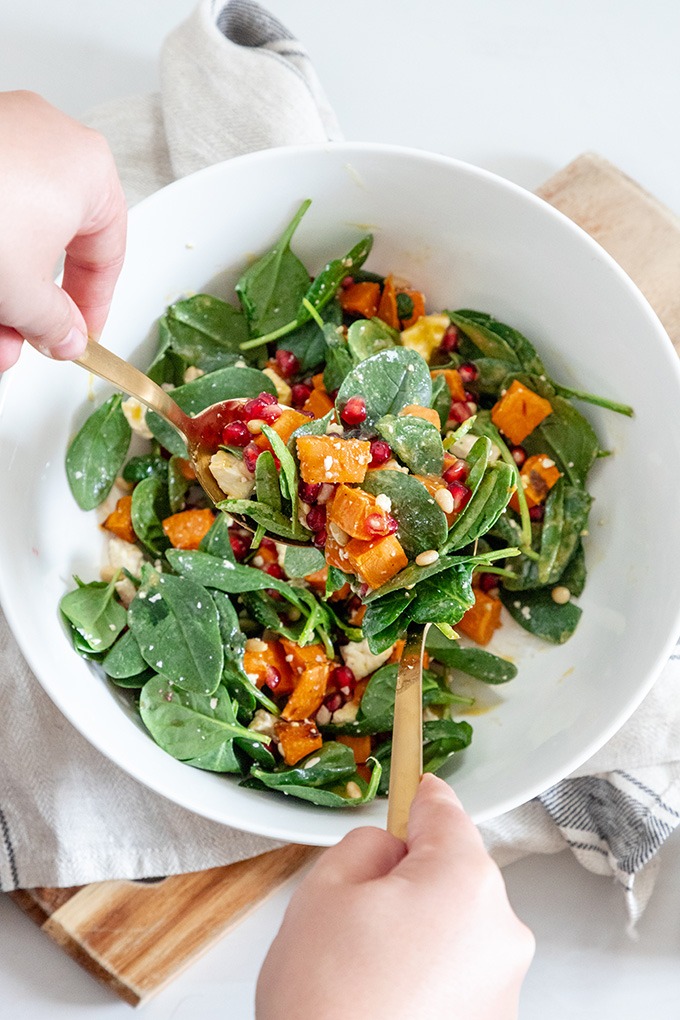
0, 90, 126, 371
256, 774, 534, 1020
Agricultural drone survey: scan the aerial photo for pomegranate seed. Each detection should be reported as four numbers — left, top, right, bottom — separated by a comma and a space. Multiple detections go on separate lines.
340, 275, 354, 289
458, 362, 478, 384
341, 396, 367, 426
449, 400, 474, 424
447, 480, 472, 512
324, 692, 344, 713
478, 572, 499, 593
369, 439, 392, 466
306, 505, 327, 532
529, 504, 545, 522
265, 563, 285, 580
316, 483, 337, 505
266, 588, 282, 601
243, 443, 261, 473
365, 511, 390, 536
291, 382, 312, 407
440, 325, 460, 352
243, 392, 277, 421
259, 403, 282, 424
264, 666, 283, 691
384, 515, 399, 534
299, 481, 321, 503
312, 528, 327, 548
229, 533, 250, 560
443, 459, 469, 484
274, 349, 300, 378
511, 445, 527, 468
222, 420, 250, 447
331, 665, 356, 692
260, 536, 277, 550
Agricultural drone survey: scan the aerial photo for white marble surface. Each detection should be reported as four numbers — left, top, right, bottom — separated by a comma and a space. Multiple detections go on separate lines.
2, 1, 680, 1016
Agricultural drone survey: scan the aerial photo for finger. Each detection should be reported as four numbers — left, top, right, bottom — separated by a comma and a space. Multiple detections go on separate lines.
62, 180, 127, 340
393, 773, 489, 883
307, 826, 407, 887
16, 283, 88, 361
0, 327, 23, 371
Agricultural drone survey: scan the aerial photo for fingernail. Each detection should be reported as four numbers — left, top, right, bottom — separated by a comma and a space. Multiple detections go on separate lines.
38, 327, 87, 361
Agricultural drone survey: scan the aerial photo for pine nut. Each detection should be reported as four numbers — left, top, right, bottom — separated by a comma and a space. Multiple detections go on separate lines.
434, 487, 455, 514
551, 585, 571, 604
415, 549, 440, 567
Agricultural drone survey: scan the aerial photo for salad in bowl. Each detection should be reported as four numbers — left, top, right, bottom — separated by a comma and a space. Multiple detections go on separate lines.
60, 199, 631, 810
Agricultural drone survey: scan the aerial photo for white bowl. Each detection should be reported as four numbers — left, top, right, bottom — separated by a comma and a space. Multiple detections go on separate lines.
2, 143, 680, 846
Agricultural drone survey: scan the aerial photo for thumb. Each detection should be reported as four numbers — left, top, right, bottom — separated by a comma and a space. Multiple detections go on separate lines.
21, 283, 88, 361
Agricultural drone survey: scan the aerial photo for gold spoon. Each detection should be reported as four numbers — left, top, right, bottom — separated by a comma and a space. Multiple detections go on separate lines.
75, 339, 247, 508
386, 623, 429, 840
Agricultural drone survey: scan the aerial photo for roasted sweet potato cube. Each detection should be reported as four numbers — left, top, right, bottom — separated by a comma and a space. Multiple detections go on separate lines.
456, 589, 502, 646
509, 454, 562, 512
345, 533, 408, 589
102, 495, 136, 544
430, 368, 466, 402
243, 637, 295, 694
277, 720, 323, 765
491, 380, 553, 445
338, 281, 381, 318
328, 484, 390, 540
302, 387, 334, 419
282, 661, 332, 721
296, 436, 372, 484
336, 734, 372, 765
398, 403, 442, 430
162, 508, 215, 550
279, 638, 329, 676
254, 408, 310, 451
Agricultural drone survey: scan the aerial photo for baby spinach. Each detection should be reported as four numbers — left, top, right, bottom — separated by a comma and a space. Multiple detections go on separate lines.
375, 717, 474, 794
128, 570, 224, 696
346, 318, 398, 362
66, 393, 131, 510
247, 754, 382, 807
336, 348, 432, 428
168, 455, 192, 513
140, 678, 268, 772
199, 513, 236, 562
161, 294, 251, 371
60, 575, 127, 657
236, 199, 313, 339
499, 585, 582, 644
122, 453, 167, 484
275, 301, 342, 373
445, 462, 515, 552
425, 630, 517, 684
375, 414, 444, 475
102, 627, 147, 679
537, 479, 591, 586
219, 498, 304, 542
430, 372, 452, 428
252, 742, 356, 788
131, 475, 171, 557
323, 324, 355, 394
362, 470, 448, 557
408, 566, 475, 626
255, 450, 282, 513
533, 395, 601, 487
284, 546, 326, 579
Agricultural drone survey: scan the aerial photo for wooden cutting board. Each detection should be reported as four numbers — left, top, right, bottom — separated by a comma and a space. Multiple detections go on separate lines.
7, 152, 680, 1007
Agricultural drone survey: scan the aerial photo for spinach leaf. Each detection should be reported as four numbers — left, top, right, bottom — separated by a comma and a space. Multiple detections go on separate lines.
302, 234, 373, 320
346, 318, 399, 362
323, 324, 355, 394
162, 294, 251, 371
336, 348, 432, 428
236, 199, 312, 338
284, 546, 326, 578
210, 589, 278, 715
168, 455, 191, 513
140, 678, 267, 772
425, 630, 517, 683
248, 754, 381, 807
376, 413, 444, 476
131, 475, 171, 557
375, 718, 473, 794
275, 300, 342, 373
451, 310, 545, 376
60, 575, 127, 656
537, 479, 591, 586
499, 585, 581, 643
447, 311, 522, 366
217, 498, 305, 541
102, 627, 147, 679
66, 394, 131, 510
408, 566, 475, 626
430, 372, 452, 428
128, 571, 224, 695
362, 470, 448, 558
122, 454, 167, 484
255, 450, 282, 513
199, 513, 236, 562
534, 395, 601, 487
560, 539, 587, 598
251, 742, 356, 789
445, 462, 514, 552
147, 366, 276, 456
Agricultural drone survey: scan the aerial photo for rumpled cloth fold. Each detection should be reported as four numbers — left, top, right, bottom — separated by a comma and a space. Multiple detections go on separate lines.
1, 0, 679, 927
